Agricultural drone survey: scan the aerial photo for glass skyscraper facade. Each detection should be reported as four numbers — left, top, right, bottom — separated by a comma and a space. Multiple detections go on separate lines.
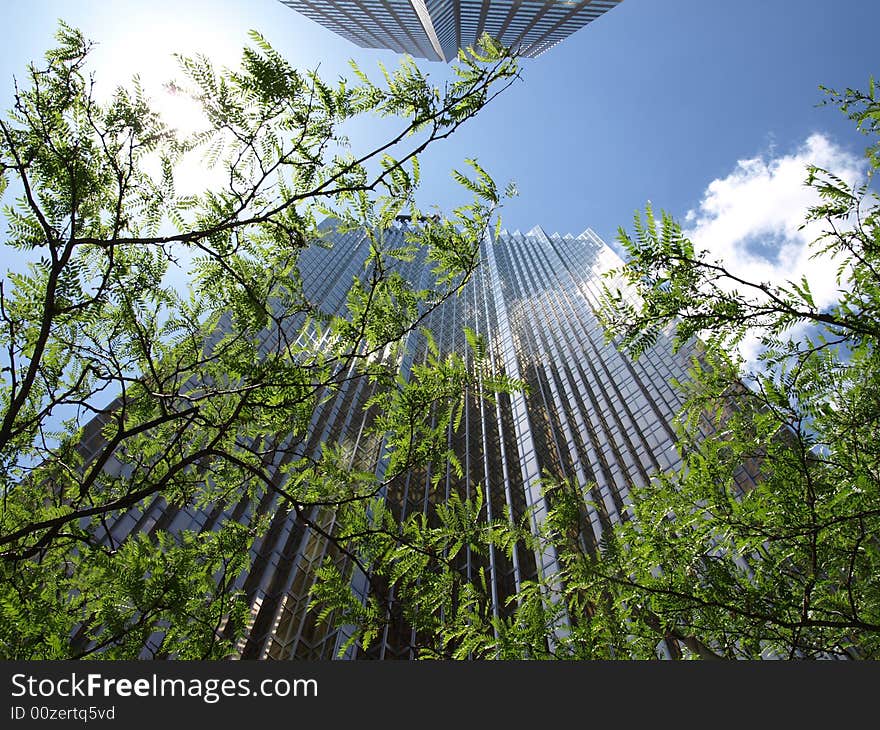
278, 0, 444, 61
84, 219, 712, 659
278, 1, 624, 61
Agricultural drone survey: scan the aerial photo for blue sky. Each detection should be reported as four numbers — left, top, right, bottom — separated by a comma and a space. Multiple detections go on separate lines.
0, 0, 877, 257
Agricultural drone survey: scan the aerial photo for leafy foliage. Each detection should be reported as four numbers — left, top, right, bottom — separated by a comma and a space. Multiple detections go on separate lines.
0, 23, 519, 658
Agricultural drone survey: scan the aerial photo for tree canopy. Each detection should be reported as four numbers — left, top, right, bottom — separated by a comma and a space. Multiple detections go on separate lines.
0, 23, 519, 659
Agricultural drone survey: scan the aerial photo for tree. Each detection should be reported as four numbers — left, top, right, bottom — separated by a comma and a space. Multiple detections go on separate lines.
313, 78, 880, 659
589, 77, 880, 659
0, 22, 520, 658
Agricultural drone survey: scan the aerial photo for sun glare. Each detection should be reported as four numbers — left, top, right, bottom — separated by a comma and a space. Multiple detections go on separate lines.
90, 10, 241, 130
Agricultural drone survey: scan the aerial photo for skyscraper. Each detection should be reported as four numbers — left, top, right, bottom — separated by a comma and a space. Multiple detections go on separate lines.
84, 219, 714, 659
278, 1, 624, 61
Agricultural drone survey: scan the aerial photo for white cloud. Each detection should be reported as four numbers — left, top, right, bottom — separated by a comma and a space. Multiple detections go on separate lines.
683, 133, 865, 362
